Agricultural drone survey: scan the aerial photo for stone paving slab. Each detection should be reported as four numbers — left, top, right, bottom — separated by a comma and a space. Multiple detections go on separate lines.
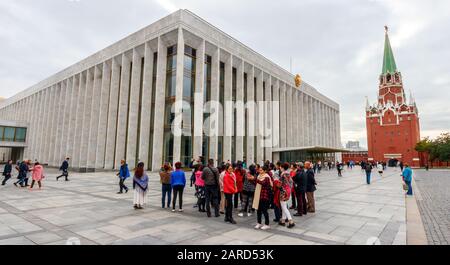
0, 166, 408, 245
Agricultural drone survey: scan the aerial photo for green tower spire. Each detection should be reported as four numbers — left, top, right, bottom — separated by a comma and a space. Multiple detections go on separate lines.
382, 26, 397, 74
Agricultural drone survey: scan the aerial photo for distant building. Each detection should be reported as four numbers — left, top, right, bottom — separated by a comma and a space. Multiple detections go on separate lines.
365, 27, 421, 167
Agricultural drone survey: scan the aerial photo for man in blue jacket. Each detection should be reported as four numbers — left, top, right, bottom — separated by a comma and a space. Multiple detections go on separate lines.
401, 164, 413, 196
2, 160, 13, 186
116, 160, 130, 194
57, 157, 70, 181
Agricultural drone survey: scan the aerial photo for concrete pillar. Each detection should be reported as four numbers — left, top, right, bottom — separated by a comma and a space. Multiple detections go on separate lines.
265, 75, 272, 162
34, 91, 45, 162
304, 95, 309, 146
286, 86, 293, 148
138, 43, 154, 170
193, 40, 205, 161
28, 93, 38, 161
87, 65, 103, 170
43, 86, 55, 165
126, 49, 143, 168
51, 81, 66, 166
208, 46, 220, 166
272, 79, 280, 150
104, 58, 121, 170
173, 28, 185, 165
235, 58, 244, 162
245, 65, 255, 165
60, 78, 72, 160
336, 110, 341, 148
114, 53, 131, 170
256, 69, 264, 164
151, 37, 168, 171
79, 69, 94, 170
95, 60, 112, 169
223, 52, 232, 163
279, 83, 286, 148
67, 75, 80, 164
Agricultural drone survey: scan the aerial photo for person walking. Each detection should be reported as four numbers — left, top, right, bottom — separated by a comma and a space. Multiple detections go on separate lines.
254, 165, 272, 230
377, 162, 384, 178
29, 162, 44, 190
171, 162, 186, 212
305, 161, 317, 213
202, 159, 221, 218
195, 165, 206, 212
223, 164, 238, 224
56, 157, 70, 181
337, 162, 343, 177
159, 164, 172, 209
401, 164, 413, 196
278, 163, 295, 228
239, 164, 256, 217
365, 161, 373, 184
116, 160, 130, 194
133, 162, 149, 210
293, 162, 308, 217
14, 160, 30, 187
1, 160, 13, 186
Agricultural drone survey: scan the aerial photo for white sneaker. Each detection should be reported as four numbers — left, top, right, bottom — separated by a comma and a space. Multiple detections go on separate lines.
178, 209, 184, 212
171, 209, 176, 212
238, 213, 244, 217
261, 225, 271, 230
247, 212, 252, 217
254, 224, 263, 229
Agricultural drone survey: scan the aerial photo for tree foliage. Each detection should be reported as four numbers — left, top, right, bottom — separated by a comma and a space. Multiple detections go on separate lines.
416, 133, 450, 162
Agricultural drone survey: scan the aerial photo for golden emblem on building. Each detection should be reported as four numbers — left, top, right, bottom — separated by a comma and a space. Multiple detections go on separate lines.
295, 74, 302, 88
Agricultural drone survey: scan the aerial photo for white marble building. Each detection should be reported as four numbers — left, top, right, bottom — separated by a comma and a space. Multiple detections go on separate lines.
0, 10, 341, 171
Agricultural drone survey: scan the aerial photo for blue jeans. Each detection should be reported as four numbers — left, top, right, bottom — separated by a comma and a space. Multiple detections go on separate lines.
366, 172, 371, 184
405, 180, 413, 195
161, 184, 172, 208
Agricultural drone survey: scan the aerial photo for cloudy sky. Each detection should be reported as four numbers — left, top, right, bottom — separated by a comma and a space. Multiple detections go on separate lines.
1, 0, 449, 147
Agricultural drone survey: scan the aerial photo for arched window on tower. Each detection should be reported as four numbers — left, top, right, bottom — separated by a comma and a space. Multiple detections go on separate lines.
394, 73, 400, 83
386, 74, 392, 83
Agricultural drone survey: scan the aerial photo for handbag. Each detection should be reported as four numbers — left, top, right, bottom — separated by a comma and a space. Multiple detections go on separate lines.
402, 181, 408, 191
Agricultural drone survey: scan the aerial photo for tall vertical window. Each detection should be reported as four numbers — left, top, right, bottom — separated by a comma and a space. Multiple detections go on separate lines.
181, 45, 196, 166
218, 62, 225, 163
232, 67, 237, 162
163, 45, 177, 165
202, 55, 212, 161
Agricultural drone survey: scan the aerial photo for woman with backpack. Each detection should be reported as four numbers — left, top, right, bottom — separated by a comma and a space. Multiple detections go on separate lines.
278, 163, 295, 228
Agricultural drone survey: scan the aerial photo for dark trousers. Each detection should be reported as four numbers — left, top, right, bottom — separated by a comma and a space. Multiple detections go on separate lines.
366, 172, 371, 184
233, 192, 241, 209
119, 178, 128, 193
30, 180, 42, 189
291, 190, 297, 208
274, 205, 281, 222
172, 185, 184, 210
338, 169, 342, 177
2, 174, 11, 185
241, 190, 254, 212
205, 185, 220, 216
161, 184, 172, 208
257, 200, 270, 225
224, 193, 234, 221
15, 174, 28, 187
57, 171, 69, 181
296, 188, 307, 215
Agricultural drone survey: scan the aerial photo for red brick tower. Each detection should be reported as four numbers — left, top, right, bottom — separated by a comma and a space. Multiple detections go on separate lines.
366, 27, 421, 167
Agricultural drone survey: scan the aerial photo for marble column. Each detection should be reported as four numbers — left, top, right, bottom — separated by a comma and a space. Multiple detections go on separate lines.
208, 46, 220, 166
67, 75, 80, 162
279, 83, 286, 148
223, 52, 232, 163
256, 69, 264, 164
138, 43, 154, 170
272, 79, 280, 150
245, 65, 255, 165
51, 83, 62, 166
235, 58, 244, 162
126, 49, 143, 168
79, 69, 94, 170
193, 40, 205, 161
265, 75, 272, 162
60, 78, 72, 160
151, 37, 168, 171
114, 54, 131, 170
95, 60, 112, 169
104, 57, 121, 170
173, 28, 185, 165
87, 65, 103, 169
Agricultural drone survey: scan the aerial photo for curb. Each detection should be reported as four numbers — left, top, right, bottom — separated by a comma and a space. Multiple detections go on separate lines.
405, 177, 428, 245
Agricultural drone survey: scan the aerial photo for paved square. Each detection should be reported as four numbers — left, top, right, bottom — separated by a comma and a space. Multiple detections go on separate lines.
0, 167, 407, 245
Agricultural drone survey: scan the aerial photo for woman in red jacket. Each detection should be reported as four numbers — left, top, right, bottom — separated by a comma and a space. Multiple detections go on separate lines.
223, 164, 238, 224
